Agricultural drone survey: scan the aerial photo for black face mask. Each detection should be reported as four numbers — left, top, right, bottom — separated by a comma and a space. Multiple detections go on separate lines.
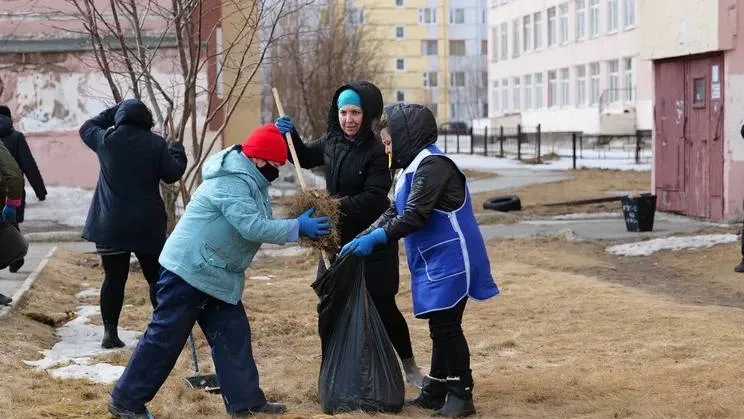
258, 163, 279, 183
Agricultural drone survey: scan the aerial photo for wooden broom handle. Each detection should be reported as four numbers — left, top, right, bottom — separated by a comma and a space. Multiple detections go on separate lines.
272, 88, 307, 190
272, 87, 330, 269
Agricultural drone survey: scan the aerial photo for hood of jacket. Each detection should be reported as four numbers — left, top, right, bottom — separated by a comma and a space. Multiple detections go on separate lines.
202, 145, 269, 189
384, 103, 438, 169
325, 81, 384, 142
0, 115, 14, 138
114, 99, 155, 130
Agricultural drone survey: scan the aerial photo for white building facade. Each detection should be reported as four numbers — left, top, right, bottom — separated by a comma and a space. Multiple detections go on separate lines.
487, 0, 652, 134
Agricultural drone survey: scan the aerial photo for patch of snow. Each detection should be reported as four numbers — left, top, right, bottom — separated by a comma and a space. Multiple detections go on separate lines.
75, 288, 99, 298
24, 305, 140, 384
249, 275, 274, 281
256, 246, 311, 258
606, 234, 738, 257
23, 186, 92, 227
550, 212, 623, 220
447, 154, 651, 172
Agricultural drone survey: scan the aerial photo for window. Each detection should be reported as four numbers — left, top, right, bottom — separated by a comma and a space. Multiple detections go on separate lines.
535, 73, 544, 108
558, 3, 569, 44
589, 62, 600, 104
576, 65, 586, 105
623, 0, 635, 28
483, 9, 487, 24
547, 7, 557, 46
512, 18, 520, 57
501, 78, 509, 111
482, 40, 488, 55
522, 15, 532, 52
607, 0, 619, 32
450, 8, 465, 24
589, 0, 599, 37
348, 7, 365, 25
623, 57, 634, 102
428, 103, 438, 117
396, 90, 405, 102
533, 12, 543, 49
422, 40, 438, 55
418, 8, 437, 24
395, 58, 405, 71
395, 0, 404, 6
548, 70, 558, 107
524, 74, 533, 110
481, 71, 488, 88
423, 71, 438, 88
491, 28, 499, 61
500, 22, 508, 59
560, 68, 570, 106
492, 81, 500, 112
693, 78, 705, 104
576, 0, 586, 40
607, 59, 619, 102
450, 72, 466, 87
449, 40, 466, 56
395, 26, 405, 39
513, 77, 521, 110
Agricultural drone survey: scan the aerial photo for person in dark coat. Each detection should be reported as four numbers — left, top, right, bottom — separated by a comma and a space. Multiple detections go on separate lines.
0, 139, 23, 306
80, 99, 187, 349
275, 81, 423, 387
341, 104, 500, 418
0, 105, 47, 273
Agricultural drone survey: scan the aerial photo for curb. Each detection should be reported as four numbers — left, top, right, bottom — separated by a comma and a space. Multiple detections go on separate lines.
26, 231, 83, 243
0, 246, 58, 318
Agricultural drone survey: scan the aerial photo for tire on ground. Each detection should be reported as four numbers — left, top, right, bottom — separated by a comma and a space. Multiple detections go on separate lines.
482, 195, 522, 212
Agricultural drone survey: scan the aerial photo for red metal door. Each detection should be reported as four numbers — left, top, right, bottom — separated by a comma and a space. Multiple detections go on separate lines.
685, 58, 711, 218
708, 56, 724, 220
653, 60, 686, 213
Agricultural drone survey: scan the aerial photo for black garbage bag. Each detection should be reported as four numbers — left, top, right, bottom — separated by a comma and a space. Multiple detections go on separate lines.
311, 253, 405, 414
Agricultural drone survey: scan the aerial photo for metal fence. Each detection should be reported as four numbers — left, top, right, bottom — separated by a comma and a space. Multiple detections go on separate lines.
436, 124, 652, 168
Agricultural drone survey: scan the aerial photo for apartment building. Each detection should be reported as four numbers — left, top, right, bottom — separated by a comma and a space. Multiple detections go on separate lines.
353, 0, 489, 123
487, 0, 651, 134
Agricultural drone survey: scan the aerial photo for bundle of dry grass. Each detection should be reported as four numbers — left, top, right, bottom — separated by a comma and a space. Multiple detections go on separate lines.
287, 189, 341, 253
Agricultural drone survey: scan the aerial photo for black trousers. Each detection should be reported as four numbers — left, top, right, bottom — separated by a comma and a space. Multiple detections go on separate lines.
100, 252, 160, 326
426, 298, 471, 383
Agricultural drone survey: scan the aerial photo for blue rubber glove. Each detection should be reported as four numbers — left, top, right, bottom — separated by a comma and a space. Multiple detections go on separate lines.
297, 207, 331, 239
2, 204, 16, 224
340, 228, 387, 257
275, 116, 295, 135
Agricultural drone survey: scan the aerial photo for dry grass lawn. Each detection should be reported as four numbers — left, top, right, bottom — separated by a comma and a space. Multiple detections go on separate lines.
4, 237, 744, 418
472, 168, 651, 217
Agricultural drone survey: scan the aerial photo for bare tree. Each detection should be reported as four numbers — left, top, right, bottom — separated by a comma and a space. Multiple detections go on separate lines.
66, 0, 288, 228
446, 56, 488, 123
268, 0, 387, 139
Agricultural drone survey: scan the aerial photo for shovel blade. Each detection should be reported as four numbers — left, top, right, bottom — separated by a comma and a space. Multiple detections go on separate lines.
185, 374, 221, 394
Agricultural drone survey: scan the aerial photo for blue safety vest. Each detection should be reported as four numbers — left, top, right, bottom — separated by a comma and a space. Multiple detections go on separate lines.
394, 145, 499, 317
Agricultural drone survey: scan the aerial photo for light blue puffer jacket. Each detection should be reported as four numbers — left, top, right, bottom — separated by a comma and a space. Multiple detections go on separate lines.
159, 146, 294, 304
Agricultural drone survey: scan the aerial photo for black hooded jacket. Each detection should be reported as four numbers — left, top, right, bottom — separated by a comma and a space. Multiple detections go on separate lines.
0, 114, 47, 223
288, 81, 399, 296
374, 103, 466, 242
79, 99, 187, 254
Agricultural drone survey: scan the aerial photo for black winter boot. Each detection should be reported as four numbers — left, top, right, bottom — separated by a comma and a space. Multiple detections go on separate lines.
102, 322, 126, 349
231, 402, 287, 417
406, 375, 448, 410
735, 258, 744, 273
432, 377, 475, 418
9, 257, 24, 273
0, 293, 12, 306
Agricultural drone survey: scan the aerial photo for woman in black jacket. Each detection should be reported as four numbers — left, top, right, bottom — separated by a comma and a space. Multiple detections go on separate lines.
276, 82, 423, 387
80, 99, 187, 349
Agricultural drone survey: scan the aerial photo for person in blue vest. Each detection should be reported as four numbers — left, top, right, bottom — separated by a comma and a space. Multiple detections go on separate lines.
107, 123, 331, 419
340, 103, 499, 418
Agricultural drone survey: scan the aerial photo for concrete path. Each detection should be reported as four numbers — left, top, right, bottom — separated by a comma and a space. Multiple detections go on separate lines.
468, 169, 572, 194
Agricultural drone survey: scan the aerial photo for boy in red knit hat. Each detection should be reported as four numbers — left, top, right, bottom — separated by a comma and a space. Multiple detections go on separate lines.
108, 123, 331, 419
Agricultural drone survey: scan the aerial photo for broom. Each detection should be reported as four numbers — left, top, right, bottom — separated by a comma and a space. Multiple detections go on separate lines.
272, 88, 333, 269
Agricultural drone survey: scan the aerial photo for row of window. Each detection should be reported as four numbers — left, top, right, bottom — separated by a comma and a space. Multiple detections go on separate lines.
491, 0, 635, 61
491, 57, 635, 113
417, 7, 487, 25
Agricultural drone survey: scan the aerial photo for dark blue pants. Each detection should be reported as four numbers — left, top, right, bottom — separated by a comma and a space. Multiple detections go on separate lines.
110, 269, 266, 414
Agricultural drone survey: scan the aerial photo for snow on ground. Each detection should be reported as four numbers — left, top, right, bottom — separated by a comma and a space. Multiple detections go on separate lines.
24, 305, 140, 384
606, 234, 738, 257
23, 186, 92, 228
448, 153, 651, 172
550, 212, 623, 220
75, 287, 100, 298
